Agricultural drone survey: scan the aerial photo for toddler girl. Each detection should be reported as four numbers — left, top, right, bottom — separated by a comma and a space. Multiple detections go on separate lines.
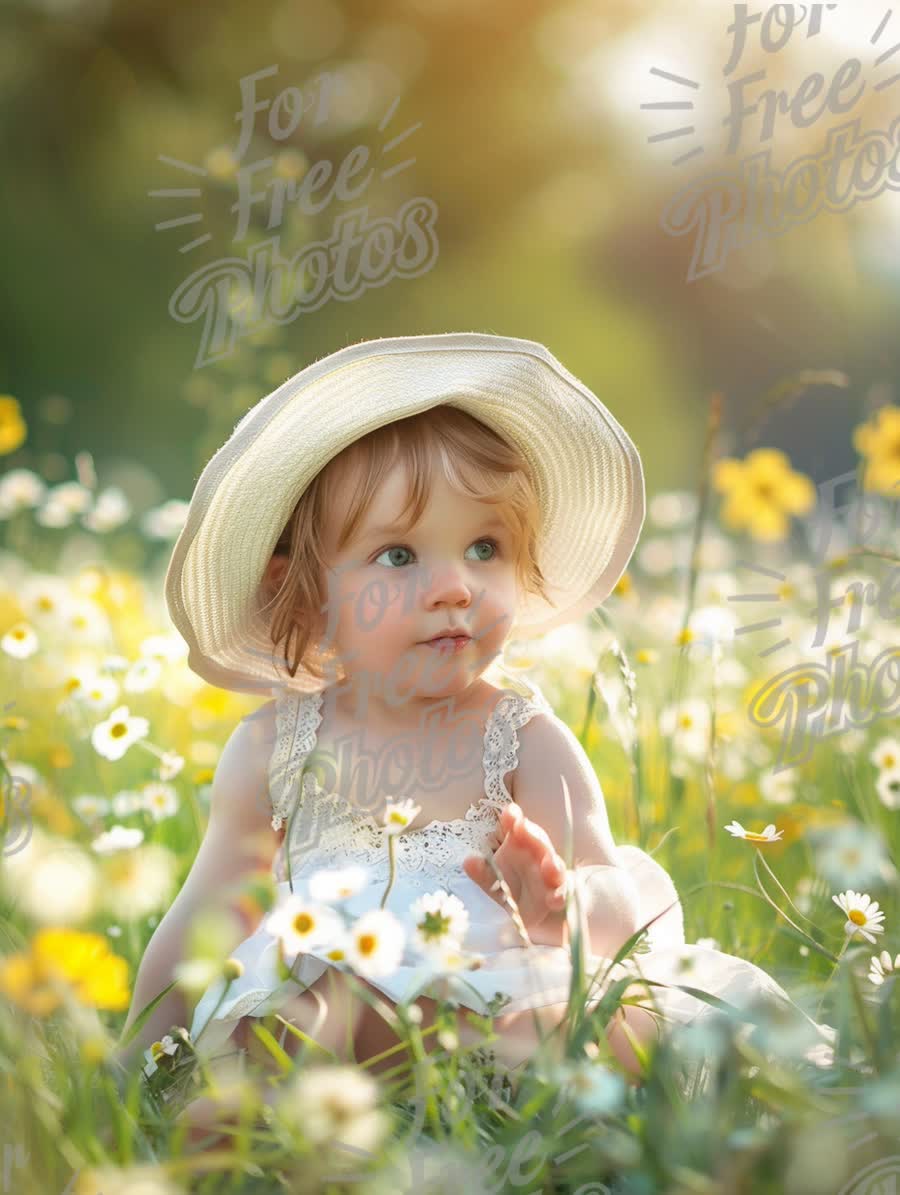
119, 333, 834, 1131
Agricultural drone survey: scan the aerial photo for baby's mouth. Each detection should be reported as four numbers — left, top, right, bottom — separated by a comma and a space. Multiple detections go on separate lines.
420, 633, 472, 652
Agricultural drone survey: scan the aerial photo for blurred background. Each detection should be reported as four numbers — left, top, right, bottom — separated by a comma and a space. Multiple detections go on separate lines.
2, 0, 899, 524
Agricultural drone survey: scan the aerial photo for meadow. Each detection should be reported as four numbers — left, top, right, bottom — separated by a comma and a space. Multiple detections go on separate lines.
1, 394, 899, 1195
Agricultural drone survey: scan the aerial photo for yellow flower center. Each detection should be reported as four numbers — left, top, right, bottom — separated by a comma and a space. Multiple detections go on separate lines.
326, 949, 345, 961
745, 831, 771, 843
292, 912, 314, 935
37, 597, 53, 612
12, 629, 25, 640
678, 714, 694, 729
848, 909, 866, 926
358, 933, 376, 957
388, 812, 406, 824
107, 857, 137, 884
109, 723, 127, 739
884, 754, 896, 769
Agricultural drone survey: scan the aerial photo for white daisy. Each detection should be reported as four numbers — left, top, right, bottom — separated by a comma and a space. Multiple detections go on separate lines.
759, 768, 798, 806
382, 798, 421, 837
724, 820, 784, 844
42, 481, 92, 515
660, 698, 711, 761
555, 1059, 626, 1115
111, 790, 144, 818
1, 827, 100, 925
637, 537, 677, 576
81, 486, 131, 533
648, 490, 698, 529
100, 843, 176, 918
19, 576, 74, 628
409, 889, 470, 957
832, 889, 886, 944
72, 794, 110, 820
91, 705, 150, 761
141, 499, 190, 541
158, 751, 185, 781
687, 605, 737, 650
36, 500, 77, 528
123, 657, 163, 694
141, 1033, 180, 1078
343, 908, 406, 978
100, 654, 130, 674
66, 598, 111, 645
278, 1064, 388, 1160
311, 927, 358, 969
91, 825, 144, 854
139, 634, 188, 662
875, 768, 900, 811
870, 738, 900, 772
416, 941, 485, 977
811, 821, 895, 891
308, 865, 370, 903
265, 895, 344, 959
868, 949, 900, 986
1, 623, 38, 659
0, 468, 46, 514
65, 670, 120, 711
141, 782, 178, 821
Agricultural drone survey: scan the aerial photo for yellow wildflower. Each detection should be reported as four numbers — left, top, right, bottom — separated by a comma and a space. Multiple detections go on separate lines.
712, 448, 816, 542
0, 396, 26, 455
0, 928, 130, 1015
852, 405, 900, 497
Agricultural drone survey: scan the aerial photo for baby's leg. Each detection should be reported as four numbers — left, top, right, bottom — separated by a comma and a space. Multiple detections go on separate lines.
486, 999, 662, 1078
354, 980, 662, 1081
176, 968, 367, 1145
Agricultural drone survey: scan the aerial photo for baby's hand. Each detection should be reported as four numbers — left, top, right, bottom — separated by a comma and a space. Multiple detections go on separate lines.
463, 803, 568, 936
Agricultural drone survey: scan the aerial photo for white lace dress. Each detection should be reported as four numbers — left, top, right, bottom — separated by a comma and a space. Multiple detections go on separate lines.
188, 678, 835, 1069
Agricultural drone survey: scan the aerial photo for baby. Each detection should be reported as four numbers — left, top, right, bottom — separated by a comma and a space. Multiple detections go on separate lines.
115, 372, 656, 1096
123, 333, 829, 1141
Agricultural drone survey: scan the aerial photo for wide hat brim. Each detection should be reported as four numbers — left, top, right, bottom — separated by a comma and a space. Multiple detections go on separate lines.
165, 331, 645, 695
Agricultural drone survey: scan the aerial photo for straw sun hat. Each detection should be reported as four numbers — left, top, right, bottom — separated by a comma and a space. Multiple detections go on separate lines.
165, 331, 646, 695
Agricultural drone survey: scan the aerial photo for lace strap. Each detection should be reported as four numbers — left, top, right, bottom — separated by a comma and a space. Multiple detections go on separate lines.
481, 683, 555, 812
267, 688, 323, 831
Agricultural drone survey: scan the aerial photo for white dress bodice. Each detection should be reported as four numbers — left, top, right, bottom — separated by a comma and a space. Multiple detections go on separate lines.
266, 678, 555, 886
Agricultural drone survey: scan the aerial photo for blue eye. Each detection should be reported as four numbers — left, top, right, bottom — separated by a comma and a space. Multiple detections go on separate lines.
373, 537, 501, 568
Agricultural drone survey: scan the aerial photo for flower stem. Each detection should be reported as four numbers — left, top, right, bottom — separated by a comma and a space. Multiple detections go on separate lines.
816, 935, 851, 1020
380, 836, 397, 910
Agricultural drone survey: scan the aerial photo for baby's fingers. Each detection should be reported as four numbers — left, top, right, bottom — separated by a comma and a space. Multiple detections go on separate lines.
462, 854, 496, 895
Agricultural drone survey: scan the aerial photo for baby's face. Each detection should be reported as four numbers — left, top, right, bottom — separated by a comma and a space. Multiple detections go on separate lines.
317, 464, 519, 711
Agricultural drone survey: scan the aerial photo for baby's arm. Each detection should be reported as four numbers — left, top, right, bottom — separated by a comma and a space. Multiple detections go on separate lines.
111, 705, 279, 1075
513, 713, 643, 959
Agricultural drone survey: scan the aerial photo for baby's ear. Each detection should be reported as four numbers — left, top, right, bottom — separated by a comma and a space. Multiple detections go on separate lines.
262, 553, 290, 595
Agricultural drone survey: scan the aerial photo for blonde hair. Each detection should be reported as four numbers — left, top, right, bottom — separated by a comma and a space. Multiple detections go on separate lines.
260, 405, 550, 683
